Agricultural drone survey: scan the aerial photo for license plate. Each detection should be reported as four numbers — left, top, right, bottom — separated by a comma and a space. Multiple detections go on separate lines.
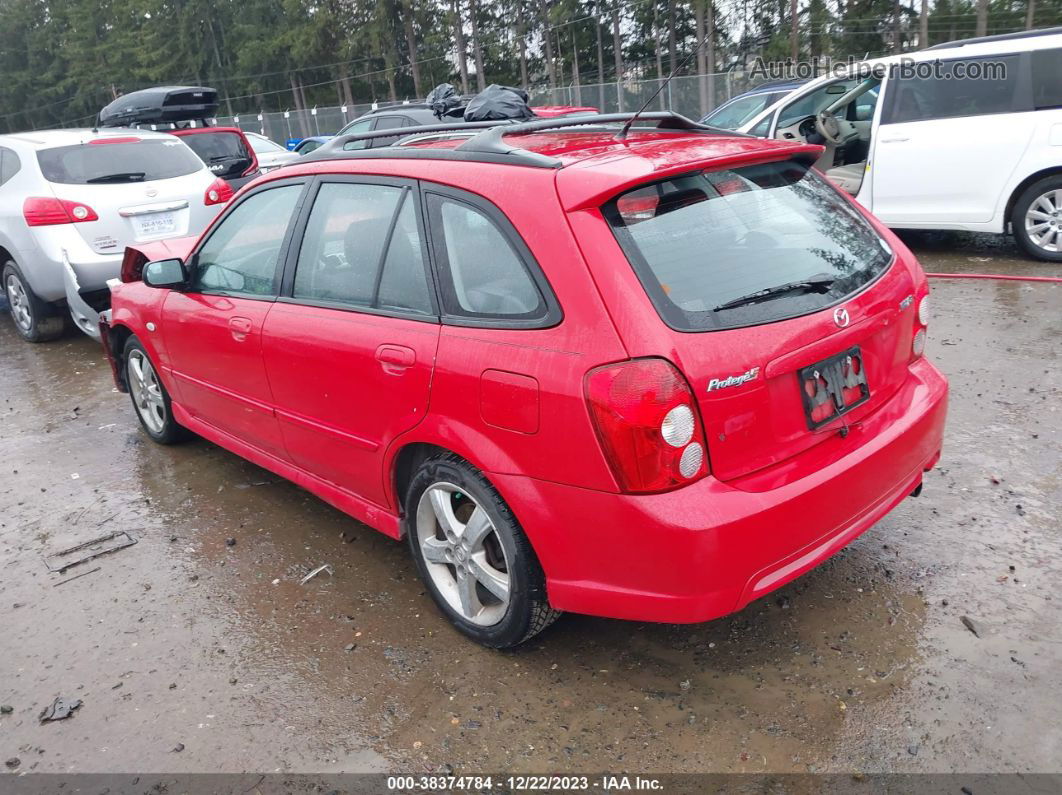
134, 211, 176, 238
799, 346, 870, 429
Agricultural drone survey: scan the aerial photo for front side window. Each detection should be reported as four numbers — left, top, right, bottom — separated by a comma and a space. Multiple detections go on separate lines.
192, 185, 303, 297
703, 92, 779, 130
427, 195, 547, 322
777, 80, 858, 128
605, 161, 893, 332
37, 138, 203, 184
339, 118, 373, 150
883, 55, 1020, 124
292, 182, 433, 315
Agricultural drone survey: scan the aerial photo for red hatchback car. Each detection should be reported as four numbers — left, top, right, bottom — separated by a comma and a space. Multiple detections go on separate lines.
99, 112, 948, 648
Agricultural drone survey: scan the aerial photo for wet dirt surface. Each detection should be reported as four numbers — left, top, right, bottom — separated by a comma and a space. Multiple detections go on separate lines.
1, 234, 1059, 776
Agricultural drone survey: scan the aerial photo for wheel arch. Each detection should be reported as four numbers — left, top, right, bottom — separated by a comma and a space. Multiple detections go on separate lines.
107, 322, 136, 391
1005, 167, 1062, 231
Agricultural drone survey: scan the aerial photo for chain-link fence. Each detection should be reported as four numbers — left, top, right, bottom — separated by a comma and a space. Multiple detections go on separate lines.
208, 72, 761, 145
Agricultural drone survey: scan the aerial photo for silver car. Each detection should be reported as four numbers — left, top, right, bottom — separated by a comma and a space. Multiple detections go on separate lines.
245, 132, 300, 172
0, 128, 225, 342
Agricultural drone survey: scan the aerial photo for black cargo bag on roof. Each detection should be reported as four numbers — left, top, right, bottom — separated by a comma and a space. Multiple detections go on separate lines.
99, 86, 219, 127
463, 84, 535, 122
425, 83, 464, 119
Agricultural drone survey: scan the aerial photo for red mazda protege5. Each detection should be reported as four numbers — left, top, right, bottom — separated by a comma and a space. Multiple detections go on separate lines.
99, 112, 947, 648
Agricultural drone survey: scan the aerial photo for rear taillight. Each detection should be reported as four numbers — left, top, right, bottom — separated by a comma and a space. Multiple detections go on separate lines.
204, 177, 234, 206
586, 358, 708, 493
912, 294, 929, 359
23, 197, 98, 226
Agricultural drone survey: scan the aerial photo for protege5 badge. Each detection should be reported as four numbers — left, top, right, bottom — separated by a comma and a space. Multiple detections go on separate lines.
707, 367, 760, 392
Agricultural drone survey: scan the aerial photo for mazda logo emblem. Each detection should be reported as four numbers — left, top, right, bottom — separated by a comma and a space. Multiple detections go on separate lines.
833, 307, 850, 327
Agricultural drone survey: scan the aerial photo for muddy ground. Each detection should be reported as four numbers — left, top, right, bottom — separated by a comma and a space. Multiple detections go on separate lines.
0, 233, 1059, 777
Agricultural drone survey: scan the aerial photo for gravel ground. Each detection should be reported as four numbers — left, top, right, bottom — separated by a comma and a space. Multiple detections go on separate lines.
0, 233, 1059, 776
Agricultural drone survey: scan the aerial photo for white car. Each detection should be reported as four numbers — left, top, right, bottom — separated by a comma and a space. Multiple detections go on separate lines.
0, 128, 229, 341
736, 27, 1062, 261
245, 132, 300, 172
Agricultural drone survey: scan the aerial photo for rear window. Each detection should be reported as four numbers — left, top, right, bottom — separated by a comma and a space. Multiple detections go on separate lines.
37, 139, 204, 184
180, 131, 253, 178
605, 160, 893, 332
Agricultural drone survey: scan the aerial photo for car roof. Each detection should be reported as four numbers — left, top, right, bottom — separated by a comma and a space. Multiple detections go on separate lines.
281, 117, 820, 211
0, 127, 187, 149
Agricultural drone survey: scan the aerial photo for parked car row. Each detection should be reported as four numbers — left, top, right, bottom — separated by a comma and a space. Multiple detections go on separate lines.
705, 27, 1062, 261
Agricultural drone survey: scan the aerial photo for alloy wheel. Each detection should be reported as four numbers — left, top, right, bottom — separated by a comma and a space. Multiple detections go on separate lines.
127, 349, 167, 434
5, 273, 33, 332
1025, 189, 1062, 253
415, 482, 511, 626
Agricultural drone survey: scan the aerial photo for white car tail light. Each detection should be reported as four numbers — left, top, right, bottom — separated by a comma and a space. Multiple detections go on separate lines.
23, 197, 98, 226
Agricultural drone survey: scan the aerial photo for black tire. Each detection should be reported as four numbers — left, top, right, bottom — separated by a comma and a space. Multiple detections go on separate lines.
2, 261, 65, 342
1011, 175, 1062, 262
122, 335, 190, 444
405, 453, 561, 648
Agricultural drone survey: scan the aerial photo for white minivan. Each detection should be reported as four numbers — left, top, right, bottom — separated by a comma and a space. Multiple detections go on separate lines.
736, 27, 1062, 261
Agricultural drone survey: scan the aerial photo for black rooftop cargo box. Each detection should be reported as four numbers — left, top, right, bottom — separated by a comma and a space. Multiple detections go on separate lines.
99, 86, 219, 127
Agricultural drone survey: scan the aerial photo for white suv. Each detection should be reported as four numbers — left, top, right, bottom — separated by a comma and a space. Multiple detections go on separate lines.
736, 27, 1062, 261
0, 128, 228, 341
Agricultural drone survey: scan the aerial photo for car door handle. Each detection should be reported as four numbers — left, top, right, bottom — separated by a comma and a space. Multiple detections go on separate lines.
881, 137, 910, 143
376, 344, 416, 374
228, 316, 253, 342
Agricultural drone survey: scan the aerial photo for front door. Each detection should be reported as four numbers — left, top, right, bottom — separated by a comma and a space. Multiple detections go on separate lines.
162, 182, 306, 460
871, 53, 1031, 226
262, 178, 440, 507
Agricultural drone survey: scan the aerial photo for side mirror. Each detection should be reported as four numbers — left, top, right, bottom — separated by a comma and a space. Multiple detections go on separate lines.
142, 258, 188, 289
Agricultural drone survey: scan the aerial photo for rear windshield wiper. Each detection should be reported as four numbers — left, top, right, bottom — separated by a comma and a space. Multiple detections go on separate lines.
713, 276, 836, 312
86, 172, 146, 183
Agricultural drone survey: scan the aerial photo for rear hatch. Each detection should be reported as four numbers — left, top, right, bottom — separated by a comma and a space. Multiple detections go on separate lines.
36, 137, 211, 255
604, 158, 918, 482
176, 129, 257, 183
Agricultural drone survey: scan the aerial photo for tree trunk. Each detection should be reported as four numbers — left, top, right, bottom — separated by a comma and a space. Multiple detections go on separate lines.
667, 0, 677, 74
790, 0, 799, 60
402, 0, 423, 97
612, 6, 623, 111
694, 0, 708, 115
469, 0, 486, 91
976, 0, 988, 36
341, 68, 355, 107
572, 30, 582, 105
596, 19, 605, 110
542, 0, 557, 89
653, 0, 665, 109
452, 0, 470, 94
1025, 0, 1036, 29
706, 0, 716, 110
919, 0, 928, 47
518, 25, 529, 89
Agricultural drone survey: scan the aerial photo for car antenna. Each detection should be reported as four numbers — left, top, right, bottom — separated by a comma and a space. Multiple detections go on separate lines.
616, 30, 713, 141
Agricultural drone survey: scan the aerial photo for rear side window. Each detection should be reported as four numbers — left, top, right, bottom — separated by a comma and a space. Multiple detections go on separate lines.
0, 146, 20, 186
181, 132, 253, 178
883, 55, 1020, 124
37, 138, 203, 184
1032, 48, 1062, 110
292, 182, 433, 316
605, 161, 893, 332
426, 195, 548, 322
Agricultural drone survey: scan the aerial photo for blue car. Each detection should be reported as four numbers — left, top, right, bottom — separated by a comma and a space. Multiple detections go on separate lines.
291, 135, 333, 155
700, 79, 808, 130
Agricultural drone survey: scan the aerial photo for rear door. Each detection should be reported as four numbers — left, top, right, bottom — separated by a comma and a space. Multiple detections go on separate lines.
35, 136, 213, 256
161, 180, 308, 459
261, 176, 439, 508
600, 158, 917, 482
871, 52, 1031, 225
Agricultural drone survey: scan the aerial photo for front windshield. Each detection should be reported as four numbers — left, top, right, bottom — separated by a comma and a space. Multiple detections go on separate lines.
702, 92, 779, 130
777, 79, 859, 128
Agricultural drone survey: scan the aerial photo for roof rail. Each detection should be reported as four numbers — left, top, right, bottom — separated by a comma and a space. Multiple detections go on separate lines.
925, 25, 1062, 50
306, 111, 734, 169
456, 111, 730, 156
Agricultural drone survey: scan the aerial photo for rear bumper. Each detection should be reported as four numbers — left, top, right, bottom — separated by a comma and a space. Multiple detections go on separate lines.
493, 358, 948, 623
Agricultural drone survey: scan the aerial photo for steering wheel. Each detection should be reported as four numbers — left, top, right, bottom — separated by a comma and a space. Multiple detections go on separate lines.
814, 110, 844, 144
